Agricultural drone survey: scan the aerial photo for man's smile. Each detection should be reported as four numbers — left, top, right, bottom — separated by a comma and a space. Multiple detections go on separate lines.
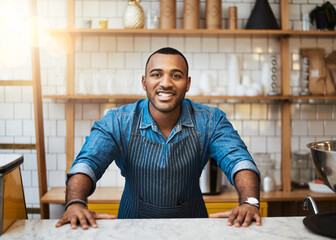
156, 90, 175, 100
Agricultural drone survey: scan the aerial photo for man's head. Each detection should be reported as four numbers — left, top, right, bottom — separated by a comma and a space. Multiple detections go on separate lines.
142, 47, 191, 115
145, 47, 189, 77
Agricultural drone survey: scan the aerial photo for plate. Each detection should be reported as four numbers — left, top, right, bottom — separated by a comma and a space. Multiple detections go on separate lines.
308, 181, 334, 193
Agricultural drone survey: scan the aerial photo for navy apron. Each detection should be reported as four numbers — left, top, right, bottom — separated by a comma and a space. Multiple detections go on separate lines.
117, 107, 208, 219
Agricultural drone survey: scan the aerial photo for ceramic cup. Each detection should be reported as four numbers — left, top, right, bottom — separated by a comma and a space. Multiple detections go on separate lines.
99, 20, 108, 29
82, 20, 92, 28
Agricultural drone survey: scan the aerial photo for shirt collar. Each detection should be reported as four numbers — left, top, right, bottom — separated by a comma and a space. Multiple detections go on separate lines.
140, 99, 194, 131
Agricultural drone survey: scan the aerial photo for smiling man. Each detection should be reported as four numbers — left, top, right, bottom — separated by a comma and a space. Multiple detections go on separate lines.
56, 47, 261, 230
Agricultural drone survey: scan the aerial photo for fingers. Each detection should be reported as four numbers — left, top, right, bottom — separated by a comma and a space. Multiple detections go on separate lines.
241, 213, 252, 227
210, 205, 262, 228
227, 208, 238, 226
94, 212, 117, 220
234, 205, 261, 227
55, 218, 66, 228
209, 210, 231, 218
254, 212, 262, 226
55, 205, 117, 230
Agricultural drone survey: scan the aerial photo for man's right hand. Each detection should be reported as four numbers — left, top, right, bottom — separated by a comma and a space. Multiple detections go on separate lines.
56, 204, 117, 230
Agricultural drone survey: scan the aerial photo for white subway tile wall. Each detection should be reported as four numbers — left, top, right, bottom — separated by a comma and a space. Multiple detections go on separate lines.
1, 0, 336, 219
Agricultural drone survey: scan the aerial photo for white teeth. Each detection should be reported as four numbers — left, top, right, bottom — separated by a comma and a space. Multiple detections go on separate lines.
158, 92, 172, 97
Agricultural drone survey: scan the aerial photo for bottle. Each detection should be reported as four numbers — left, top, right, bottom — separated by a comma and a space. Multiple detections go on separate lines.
253, 153, 276, 192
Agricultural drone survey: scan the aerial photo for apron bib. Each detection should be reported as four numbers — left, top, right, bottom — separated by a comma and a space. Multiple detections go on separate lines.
117, 111, 208, 219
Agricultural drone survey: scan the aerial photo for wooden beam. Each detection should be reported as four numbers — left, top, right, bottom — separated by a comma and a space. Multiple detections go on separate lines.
281, 102, 291, 192
0, 144, 36, 149
280, 0, 289, 30
281, 37, 290, 96
66, 102, 74, 174
65, 0, 76, 175
280, 10, 291, 192
67, 0, 75, 29
29, 0, 49, 219
66, 37, 75, 95
0, 80, 33, 86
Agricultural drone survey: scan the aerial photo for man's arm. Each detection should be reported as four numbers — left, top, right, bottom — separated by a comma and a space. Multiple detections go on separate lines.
235, 169, 260, 206
209, 169, 261, 227
56, 173, 116, 229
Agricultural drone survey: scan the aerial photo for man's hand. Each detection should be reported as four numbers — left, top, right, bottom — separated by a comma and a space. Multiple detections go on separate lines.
56, 204, 117, 230
209, 204, 262, 227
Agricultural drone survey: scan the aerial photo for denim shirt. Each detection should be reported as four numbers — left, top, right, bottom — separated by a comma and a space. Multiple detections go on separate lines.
68, 98, 259, 194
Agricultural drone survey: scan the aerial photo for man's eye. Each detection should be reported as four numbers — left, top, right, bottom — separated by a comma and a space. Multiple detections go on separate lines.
172, 74, 182, 79
151, 73, 161, 77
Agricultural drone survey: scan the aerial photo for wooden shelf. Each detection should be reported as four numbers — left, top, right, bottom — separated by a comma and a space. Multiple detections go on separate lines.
46, 28, 336, 38
47, 28, 286, 38
41, 187, 336, 204
43, 94, 288, 101
43, 94, 336, 102
288, 30, 336, 37
0, 80, 33, 86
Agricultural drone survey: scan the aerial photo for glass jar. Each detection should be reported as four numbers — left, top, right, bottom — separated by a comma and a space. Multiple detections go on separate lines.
291, 150, 314, 188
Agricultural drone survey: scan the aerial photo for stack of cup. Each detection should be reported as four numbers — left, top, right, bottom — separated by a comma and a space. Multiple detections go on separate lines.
228, 6, 237, 30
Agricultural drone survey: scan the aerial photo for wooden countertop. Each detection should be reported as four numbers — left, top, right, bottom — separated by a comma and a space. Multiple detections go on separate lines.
41, 187, 336, 204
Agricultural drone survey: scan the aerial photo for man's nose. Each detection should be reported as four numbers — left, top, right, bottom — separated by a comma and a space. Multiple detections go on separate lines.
160, 75, 173, 87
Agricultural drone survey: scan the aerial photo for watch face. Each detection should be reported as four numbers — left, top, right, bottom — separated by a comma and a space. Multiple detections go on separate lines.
247, 197, 259, 204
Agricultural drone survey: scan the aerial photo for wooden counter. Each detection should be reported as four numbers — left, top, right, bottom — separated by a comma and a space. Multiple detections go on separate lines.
41, 187, 336, 204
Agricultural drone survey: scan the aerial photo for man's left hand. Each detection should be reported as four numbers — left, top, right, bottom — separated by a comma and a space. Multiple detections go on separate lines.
209, 204, 262, 227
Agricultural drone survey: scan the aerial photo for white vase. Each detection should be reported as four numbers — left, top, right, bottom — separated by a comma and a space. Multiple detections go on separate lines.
123, 0, 145, 29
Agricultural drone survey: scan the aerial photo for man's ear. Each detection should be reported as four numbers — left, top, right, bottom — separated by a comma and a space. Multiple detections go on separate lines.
141, 75, 147, 91
186, 76, 191, 92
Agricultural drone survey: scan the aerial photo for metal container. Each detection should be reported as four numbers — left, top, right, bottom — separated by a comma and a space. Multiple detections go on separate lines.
200, 158, 222, 195
307, 140, 336, 193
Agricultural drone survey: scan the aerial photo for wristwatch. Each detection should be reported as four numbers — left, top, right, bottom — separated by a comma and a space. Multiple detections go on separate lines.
241, 197, 260, 209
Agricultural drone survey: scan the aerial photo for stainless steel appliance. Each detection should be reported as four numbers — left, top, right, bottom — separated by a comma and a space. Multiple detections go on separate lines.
200, 158, 222, 195
303, 140, 336, 238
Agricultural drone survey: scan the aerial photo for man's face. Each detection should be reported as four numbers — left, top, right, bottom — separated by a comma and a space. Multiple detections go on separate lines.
142, 53, 191, 114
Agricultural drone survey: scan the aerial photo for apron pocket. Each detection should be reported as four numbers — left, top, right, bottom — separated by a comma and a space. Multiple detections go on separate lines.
137, 199, 189, 218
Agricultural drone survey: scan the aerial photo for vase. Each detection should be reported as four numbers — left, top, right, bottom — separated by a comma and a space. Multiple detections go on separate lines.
123, 0, 145, 29
183, 0, 200, 29
245, 0, 279, 29
205, 0, 221, 29
160, 0, 176, 29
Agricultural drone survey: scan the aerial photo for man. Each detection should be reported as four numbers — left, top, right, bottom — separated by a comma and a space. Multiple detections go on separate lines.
56, 47, 261, 230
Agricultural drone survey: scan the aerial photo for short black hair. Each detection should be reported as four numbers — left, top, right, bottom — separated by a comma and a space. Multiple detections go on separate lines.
145, 47, 189, 76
